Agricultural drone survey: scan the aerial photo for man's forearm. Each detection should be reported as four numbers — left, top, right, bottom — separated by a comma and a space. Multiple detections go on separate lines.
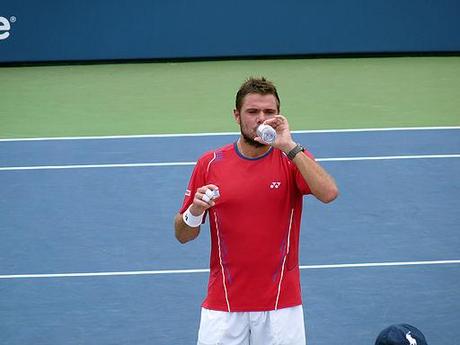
292, 152, 339, 203
174, 213, 200, 244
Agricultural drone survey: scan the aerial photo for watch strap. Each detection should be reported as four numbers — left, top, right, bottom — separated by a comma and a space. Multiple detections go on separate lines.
286, 143, 305, 160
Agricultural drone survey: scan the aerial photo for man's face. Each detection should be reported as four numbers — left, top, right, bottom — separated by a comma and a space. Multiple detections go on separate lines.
234, 93, 279, 147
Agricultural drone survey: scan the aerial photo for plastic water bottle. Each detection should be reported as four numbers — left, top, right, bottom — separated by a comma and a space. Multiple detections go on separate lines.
256, 124, 277, 144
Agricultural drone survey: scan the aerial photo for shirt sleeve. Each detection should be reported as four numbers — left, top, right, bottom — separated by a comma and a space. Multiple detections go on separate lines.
292, 149, 315, 195
179, 156, 207, 214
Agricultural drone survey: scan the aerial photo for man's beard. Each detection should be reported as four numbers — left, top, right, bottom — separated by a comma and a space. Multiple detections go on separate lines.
240, 126, 266, 148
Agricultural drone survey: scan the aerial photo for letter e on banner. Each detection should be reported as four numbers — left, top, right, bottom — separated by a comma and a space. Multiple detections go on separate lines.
0, 16, 11, 40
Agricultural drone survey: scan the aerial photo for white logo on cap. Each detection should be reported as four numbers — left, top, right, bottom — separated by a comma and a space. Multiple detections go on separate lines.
406, 332, 417, 345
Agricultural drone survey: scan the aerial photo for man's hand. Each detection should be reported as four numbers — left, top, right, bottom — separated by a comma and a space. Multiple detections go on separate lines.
175, 184, 220, 244
189, 184, 220, 216
255, 115, 296, 153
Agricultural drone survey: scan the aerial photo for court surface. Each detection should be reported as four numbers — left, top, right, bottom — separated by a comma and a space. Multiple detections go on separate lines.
1, 127, 459, 344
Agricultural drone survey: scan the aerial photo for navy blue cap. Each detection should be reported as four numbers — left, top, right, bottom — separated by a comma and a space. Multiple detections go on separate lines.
375, 324, 428, 345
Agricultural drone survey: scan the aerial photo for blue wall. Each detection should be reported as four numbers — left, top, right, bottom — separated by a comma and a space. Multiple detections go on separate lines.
0, 0, 459, 63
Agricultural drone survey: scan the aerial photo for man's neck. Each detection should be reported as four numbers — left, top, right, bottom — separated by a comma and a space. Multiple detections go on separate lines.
236, 137, 271, 159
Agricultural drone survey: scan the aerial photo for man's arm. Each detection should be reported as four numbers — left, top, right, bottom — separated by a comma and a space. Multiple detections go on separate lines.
174, 212, 201, 244
289, 151, 338, 203
174, 184, 219, 244
259, 115, 338, 203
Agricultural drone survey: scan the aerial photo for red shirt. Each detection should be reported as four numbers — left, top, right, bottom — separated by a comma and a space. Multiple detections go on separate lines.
180, 143, 314, 312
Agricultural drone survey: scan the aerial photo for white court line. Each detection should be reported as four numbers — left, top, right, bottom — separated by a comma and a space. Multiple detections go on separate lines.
317, 154, 460, 162
1, 260, 459, 280
0, 162, 196, 171
1, 154, 459, 171
1, 126, 459, 142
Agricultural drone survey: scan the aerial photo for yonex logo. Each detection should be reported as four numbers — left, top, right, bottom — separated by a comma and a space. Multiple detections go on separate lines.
0, 16, 15, 40
270, 182, 281, 189
405, 332, 417, 345
185, 189, 191, 196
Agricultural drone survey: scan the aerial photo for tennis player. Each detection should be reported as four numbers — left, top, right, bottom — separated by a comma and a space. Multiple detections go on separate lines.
174, 77, 338, 345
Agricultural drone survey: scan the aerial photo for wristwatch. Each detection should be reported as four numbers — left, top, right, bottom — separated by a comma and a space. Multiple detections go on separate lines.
286, 143, 305, 160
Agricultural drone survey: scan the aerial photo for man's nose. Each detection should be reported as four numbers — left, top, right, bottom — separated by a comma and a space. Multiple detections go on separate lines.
256, 111, 268, 124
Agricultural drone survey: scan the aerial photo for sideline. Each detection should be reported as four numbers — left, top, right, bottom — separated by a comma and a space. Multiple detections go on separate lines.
1, 154, 459, 171
1, 126, 459, 142
1, 260, 459, 280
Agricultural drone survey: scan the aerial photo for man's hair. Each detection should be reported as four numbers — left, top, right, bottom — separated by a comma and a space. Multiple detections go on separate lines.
235, 77, 280, 112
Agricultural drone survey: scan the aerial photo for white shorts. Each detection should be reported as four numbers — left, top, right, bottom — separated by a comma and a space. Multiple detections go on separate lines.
197, 305, 306, 345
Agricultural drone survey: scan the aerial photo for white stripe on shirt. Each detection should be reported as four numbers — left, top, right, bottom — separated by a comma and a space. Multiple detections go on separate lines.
275, 208, 294, 310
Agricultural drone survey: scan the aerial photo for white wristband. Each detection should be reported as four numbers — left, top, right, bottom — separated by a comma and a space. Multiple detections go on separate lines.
182, 205, 204, 228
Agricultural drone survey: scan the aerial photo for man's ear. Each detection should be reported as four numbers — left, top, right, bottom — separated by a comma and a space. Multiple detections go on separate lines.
233, 109, 241, 125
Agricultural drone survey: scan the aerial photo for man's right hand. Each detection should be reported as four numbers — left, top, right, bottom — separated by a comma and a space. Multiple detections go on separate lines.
189, 184, 220, 216
175, 184, 220, 244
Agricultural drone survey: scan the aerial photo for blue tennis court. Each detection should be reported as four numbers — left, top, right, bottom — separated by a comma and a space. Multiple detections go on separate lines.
1, 127, 459, 344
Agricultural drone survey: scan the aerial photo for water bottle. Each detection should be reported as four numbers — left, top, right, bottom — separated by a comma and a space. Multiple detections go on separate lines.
256, 124, 277, 144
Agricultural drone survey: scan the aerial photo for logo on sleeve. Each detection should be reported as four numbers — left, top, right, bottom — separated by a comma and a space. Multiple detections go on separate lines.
185, 189, 191, 196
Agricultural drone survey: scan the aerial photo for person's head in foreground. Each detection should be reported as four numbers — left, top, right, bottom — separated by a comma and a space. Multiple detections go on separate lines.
375, 323, 428, 345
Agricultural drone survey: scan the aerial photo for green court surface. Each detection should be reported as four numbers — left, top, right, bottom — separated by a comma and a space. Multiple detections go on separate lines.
1, 56, 459, 138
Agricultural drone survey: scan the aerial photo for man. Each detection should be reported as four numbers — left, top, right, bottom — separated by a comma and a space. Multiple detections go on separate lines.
174, 77, 338, 345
